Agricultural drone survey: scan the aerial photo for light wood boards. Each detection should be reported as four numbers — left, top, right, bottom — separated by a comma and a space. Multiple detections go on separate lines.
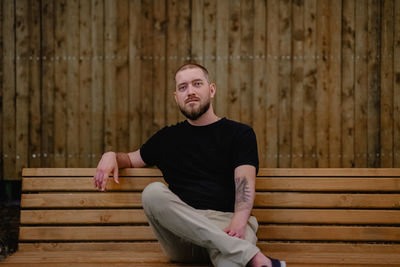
3, 167, 398, 266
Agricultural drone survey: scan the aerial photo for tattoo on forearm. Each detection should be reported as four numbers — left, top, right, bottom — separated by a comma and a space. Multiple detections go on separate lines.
235, 177, 252, 211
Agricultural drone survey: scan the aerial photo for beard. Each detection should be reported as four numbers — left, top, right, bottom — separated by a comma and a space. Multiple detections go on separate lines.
179, 100, 210, 121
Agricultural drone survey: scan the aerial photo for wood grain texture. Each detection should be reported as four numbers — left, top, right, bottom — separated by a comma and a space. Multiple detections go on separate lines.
395, 0, 400, 168
21, 176, 400, 192
341, 0, 355, 167
9, 167, 400, 266
2, 0, 16, 180
1, 0, 400, 181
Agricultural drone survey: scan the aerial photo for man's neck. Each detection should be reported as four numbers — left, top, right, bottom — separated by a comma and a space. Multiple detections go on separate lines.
187, 108, 220, 126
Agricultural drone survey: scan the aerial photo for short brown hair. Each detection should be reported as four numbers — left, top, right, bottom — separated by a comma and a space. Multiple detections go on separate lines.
174, 63, 210, 82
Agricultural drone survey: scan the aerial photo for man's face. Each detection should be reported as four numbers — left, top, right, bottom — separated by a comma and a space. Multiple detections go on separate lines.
174, 68, 216, 120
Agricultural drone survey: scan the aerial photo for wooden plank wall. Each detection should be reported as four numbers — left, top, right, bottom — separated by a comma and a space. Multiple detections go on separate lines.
1, 0, 399, 180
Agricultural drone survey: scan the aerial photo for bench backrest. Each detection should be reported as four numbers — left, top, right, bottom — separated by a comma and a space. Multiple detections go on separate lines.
19, 168, 400, 253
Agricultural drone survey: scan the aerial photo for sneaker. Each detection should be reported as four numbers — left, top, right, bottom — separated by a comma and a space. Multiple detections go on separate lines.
262, 257, 286, 267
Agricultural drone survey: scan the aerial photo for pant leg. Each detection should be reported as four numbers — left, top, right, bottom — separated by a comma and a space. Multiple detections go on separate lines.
145, 216, 210, 263
141, 182, 259, 266
199, 210, 259, 267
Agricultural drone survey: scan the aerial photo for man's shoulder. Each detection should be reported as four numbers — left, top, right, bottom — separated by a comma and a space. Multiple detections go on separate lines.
221, 118, 253, 131
152, 121, 187, 138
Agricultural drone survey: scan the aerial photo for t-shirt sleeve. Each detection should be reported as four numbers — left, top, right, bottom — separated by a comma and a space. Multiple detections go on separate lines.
139, 127, 166, 166
231, 126, 259, 173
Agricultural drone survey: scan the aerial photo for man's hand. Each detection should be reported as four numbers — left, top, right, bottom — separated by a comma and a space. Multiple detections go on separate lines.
223, 214, 248, 239
94, 151, 119, 191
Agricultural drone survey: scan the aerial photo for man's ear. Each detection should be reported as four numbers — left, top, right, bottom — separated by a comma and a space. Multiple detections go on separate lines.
210, 83, 216, 98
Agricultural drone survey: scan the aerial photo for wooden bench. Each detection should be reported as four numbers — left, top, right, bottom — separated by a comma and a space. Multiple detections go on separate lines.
1, 168, 400, 266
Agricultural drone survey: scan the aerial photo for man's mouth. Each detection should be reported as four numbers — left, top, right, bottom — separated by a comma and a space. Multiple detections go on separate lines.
185, 98, 199, 104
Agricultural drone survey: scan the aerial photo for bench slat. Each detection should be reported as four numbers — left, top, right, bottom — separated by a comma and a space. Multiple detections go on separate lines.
21, 209, 400, 225
256, 177, 400, 191
22, 168, 400, 177
257, 168, 400, 177
20, 209, 148, 224
18, 241, 400, 254
21, 192, 400, 208
252, 209, 400, 224
257, 225, 400, 241
22, 177, 165, 192
3, 250, 400, 266
19, 226, 155, 241
22, 168, 163, 177
22, 177, 400, 192
19, 225, 400, 242
21, 193, 143, 208
253, 193, 400, 208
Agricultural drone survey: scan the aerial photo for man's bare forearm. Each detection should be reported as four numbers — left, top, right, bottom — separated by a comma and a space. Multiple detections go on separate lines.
115, 152, 132, 168
234, 176, 255, 217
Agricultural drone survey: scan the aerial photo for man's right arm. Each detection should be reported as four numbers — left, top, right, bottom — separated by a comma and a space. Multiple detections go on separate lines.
94, 150, 146, 191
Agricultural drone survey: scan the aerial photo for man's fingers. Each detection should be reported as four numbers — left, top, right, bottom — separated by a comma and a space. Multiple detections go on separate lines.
101, 173, 108, 191
94, 170, 102, 189
113, 168, 119, 184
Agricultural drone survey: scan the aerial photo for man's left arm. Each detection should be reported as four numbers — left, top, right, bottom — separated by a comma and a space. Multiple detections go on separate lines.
224, 164, 256, 239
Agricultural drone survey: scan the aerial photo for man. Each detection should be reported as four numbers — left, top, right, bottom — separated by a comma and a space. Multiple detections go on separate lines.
94, 63, 285, 267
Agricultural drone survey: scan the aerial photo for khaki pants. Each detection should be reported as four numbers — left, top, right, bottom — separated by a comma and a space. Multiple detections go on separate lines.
141, 182, 260, 267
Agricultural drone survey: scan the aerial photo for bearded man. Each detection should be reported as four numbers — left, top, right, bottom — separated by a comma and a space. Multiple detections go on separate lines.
94, 63, 286, 267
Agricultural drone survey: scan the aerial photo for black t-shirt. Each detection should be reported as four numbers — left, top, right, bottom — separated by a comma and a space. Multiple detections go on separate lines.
140, 118, 259, 212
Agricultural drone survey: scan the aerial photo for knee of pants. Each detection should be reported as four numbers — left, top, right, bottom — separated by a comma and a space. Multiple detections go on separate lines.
142, 182, 169, 214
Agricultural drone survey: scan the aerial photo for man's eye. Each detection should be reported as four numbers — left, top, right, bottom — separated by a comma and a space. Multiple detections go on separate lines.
179, 85, 186, 91
194, 82, 202, 87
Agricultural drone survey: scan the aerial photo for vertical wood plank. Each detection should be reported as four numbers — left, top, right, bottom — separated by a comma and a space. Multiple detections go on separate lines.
316, 0, 329, 167
303, 0, 317, 168
91, 0, 104, 164
177, 0, 191, 122
278, 0, 291, 167
354, 0, 368, 167
239, 0, 253, 125
79, 0, 92, 167
2, 0, 16, 180
153, 0, 166, 131
367, 0, 381, 167
29, 0, 41, 168
15, 0, 30, 178
104, 0, 117, 151
128, 0, 141, 150
116, 0, 129, 151
166, 0, 179, 125
395, 0, 400, 167
41, 0, 55, 168
252, 0, 266, 167
204, 0, 216, 88
291, 0, 304, 168
66, 0, 80, 167
178, 0, 191, 64
216, 0, 229, 118
328, 0, 342, 167
141, 0, 154, 140
191, 0, 203, 64
54, 0, 67, 167
0, 0, 3, 178
228, 0, 240, 122
341, 0, 355, 167
265, 0, 279, 167
380, 0, 394, 167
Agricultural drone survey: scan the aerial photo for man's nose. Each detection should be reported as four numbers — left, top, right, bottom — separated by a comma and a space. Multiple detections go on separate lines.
187, 84, 195, 95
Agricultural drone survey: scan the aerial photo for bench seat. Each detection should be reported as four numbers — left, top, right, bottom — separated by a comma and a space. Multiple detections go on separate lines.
1, 168, 400, 266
